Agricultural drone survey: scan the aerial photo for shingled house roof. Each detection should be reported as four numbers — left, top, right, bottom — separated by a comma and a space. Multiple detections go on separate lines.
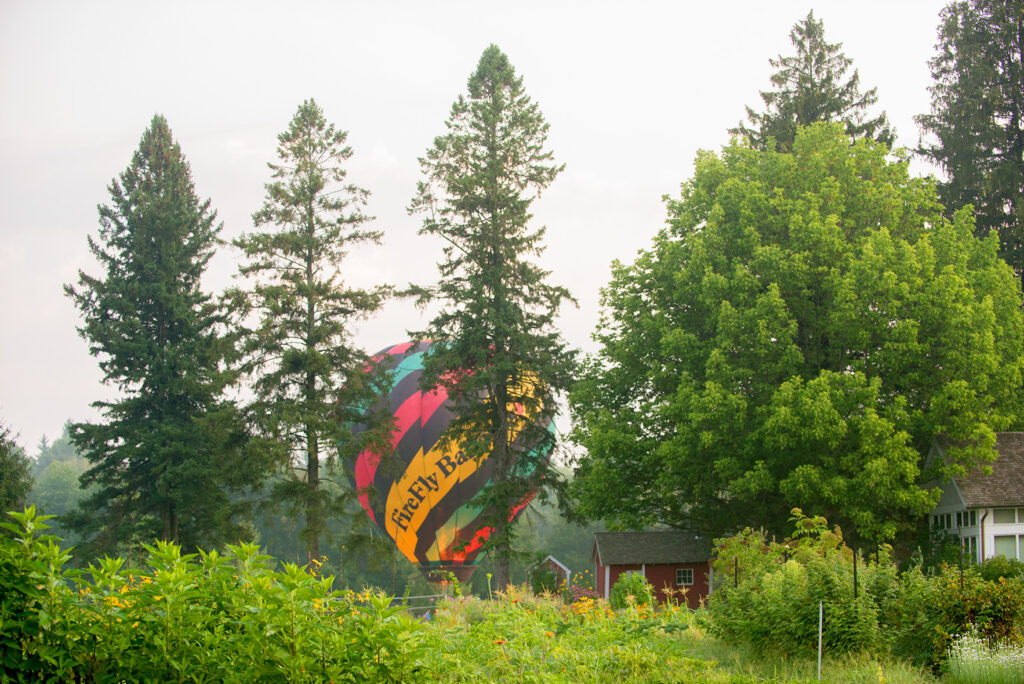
935, 432, 1024, 508
592, 531, 711, 565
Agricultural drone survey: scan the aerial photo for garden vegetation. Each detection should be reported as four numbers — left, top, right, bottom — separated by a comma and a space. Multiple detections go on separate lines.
8, 508, 1024, 682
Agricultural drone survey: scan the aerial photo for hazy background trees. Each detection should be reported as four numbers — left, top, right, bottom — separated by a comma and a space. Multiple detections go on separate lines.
27, 424, 90, 541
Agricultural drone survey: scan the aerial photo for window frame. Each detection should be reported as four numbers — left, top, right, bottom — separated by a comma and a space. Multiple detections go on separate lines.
676, 568, 694, 586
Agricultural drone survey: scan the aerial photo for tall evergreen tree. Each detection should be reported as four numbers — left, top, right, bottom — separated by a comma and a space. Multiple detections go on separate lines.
64, 115, 249, 555
230, 99, 389, 562
409, 45, 577, 589
731, 10, 894, 152
917, 0, 1024, 276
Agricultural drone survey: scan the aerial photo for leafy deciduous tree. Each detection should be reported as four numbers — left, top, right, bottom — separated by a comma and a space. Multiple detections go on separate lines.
731, 11, 894, 152
64, 115, 251, 555
409, 45, 577, 588
916, 0, 1024, 276
231, 99, 389, 561
571, 124, 1024, 546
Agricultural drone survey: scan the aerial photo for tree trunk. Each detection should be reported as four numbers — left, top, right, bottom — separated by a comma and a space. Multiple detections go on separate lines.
494, 524, 511, 590
304, 226, 320, 562
306, 426, 320, 561
492, 379, 513, 591
161, 503, 179, 543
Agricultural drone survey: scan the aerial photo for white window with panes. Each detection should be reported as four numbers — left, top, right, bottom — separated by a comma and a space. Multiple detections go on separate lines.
676, 568, 693, 585
991, 508, 1024, 561
932, 510, 978, 530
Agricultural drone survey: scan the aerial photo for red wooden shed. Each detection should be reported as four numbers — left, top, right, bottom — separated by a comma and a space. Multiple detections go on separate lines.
592, 531, 712, 609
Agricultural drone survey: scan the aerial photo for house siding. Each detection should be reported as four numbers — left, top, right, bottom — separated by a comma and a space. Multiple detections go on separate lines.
643, 562, 710, 610
594, 560, 710, 609
605, 563, 642, 599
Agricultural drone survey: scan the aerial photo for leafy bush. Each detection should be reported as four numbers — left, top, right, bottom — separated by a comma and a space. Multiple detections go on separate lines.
2, 508, 941, 682
609, 570, 654, 610
1, 507, 429, 682
979, 555, 1024, 582
528, 561, 561, 596
886, 562, 1024, 670
709, 510, 882, 657
0, 507, 64, 677
710, 510, 1024, 672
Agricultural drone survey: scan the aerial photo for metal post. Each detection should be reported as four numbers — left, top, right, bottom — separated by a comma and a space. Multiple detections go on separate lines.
958, 524, 964, 590
853, 547, 858, 600
817, 600, 823, 680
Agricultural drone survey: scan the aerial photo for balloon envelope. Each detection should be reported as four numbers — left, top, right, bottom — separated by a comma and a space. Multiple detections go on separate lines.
350, 341, 553, 582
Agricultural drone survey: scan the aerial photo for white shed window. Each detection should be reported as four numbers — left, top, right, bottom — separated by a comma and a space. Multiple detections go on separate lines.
676, 568, 693, 585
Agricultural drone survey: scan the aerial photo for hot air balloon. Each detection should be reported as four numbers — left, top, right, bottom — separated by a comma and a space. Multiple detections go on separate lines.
349, 340, 554, 582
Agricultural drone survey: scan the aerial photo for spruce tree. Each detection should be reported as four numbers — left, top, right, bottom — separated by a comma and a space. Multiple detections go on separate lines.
64, 115, 249, 555
230, 99, 389, 562
409, 45, 577, 589
916, 0, 1024, 276
731, 10, 894, 152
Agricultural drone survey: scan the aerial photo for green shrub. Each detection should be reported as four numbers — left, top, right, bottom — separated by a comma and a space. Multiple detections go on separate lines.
609, 571, 654, 610
0, 508, 72, 678
979, 555, 1024, 582
886, 563, 1024, 670
1, 507, 429, 682
709, 510, 885, 657
708, 510, 1024, 672
528, 561, 560, 596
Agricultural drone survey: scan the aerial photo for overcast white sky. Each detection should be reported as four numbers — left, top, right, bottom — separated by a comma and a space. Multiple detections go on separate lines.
0, 0, 949, 453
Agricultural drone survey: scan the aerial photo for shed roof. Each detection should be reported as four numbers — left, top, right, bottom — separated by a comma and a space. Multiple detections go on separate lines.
592, 531, 711, 566
936, 433, 1024, 508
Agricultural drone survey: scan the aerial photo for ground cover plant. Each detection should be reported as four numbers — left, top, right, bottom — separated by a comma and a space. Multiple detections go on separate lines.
945, 627, 1024, 684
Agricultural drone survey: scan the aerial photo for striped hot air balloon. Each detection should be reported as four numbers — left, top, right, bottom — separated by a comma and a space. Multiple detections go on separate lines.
349, 341, 553, 582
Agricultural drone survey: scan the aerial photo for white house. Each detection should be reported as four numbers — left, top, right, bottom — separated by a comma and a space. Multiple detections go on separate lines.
927, 432, 1024, 563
